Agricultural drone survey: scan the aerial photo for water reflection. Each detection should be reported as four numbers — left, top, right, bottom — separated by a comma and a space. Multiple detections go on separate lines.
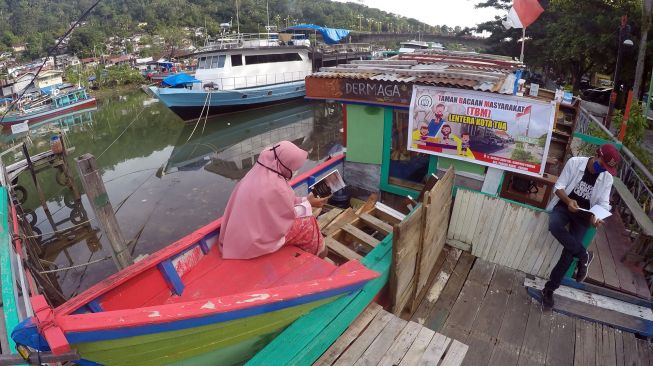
2, 90, 343, 298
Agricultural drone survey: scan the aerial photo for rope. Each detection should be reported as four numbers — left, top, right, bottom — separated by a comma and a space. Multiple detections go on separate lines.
96, 106, 147, 160
186, 91, 212, 142
38, 256, 111, 274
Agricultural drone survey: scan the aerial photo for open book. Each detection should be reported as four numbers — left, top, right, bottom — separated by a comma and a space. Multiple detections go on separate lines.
577, 205, 612, 220
309, 169, 346, 198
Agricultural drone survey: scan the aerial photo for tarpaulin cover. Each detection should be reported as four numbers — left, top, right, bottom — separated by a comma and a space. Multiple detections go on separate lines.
286, 24, 350, 45
161, 73, 201, 88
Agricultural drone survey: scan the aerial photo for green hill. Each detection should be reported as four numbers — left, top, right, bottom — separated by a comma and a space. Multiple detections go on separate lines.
0, 0, 438, 59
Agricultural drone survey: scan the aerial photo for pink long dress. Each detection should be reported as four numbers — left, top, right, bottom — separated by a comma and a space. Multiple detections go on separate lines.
219, 141, 324, 259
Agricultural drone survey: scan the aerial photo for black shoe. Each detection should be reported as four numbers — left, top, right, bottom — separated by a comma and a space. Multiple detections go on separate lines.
575, 251, 594, 283
542, 288, 554, 308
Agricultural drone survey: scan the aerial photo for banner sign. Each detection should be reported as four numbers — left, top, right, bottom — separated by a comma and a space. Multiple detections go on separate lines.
306, 77, 412, 106
10, 121, 29, 135
408, 85, 556, 177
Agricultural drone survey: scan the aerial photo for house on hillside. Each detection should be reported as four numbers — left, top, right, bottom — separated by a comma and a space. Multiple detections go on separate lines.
105, 55, 135, 67
80, 57, 100, 68
35, 70, 63, 89
1, 72, 36, 98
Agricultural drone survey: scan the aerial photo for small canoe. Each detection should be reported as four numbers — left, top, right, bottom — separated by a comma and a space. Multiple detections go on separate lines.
11, 217, 378, 366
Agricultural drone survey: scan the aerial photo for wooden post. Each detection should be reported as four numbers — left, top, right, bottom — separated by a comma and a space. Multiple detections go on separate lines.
75, 153, 133, 270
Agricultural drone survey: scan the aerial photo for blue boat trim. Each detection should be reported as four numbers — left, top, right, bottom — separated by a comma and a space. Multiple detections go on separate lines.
157, 260, 185, 296
62, 282, 365, 344
87, 300, 104, 313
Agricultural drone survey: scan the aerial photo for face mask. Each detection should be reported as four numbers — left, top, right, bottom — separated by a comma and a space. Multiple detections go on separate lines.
593, 160, 606, 174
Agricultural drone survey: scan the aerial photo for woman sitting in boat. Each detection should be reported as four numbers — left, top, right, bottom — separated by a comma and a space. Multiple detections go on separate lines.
219, 140, 329, 259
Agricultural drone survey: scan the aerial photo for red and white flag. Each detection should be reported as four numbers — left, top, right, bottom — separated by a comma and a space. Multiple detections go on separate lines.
517, 105, 532, 118
503, 0, 544, 29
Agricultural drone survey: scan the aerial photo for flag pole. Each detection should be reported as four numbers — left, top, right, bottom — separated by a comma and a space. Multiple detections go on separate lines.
520, 27, 526, 63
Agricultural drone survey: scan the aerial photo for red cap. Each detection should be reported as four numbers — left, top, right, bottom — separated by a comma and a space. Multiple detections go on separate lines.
598, 144, 621, 175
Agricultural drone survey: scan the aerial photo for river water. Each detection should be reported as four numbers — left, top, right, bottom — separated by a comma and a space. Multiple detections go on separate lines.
2, 89, 343, 301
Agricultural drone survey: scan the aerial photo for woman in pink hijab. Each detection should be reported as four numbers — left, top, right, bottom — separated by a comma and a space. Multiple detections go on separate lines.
219, 141, 329, 259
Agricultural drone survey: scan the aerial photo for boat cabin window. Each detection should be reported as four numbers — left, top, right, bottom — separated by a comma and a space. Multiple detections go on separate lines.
244, 53, 302, 65
231, 55, 243, 67
389, 110, 430, 191
198, 55, 226, 69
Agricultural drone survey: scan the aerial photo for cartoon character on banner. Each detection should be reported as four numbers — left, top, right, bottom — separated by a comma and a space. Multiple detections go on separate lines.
440, 124, 452, 145
460, 133, 470, 156
427, 103, 446, 137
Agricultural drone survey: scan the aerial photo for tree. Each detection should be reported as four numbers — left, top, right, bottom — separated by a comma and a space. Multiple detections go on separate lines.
476, 0, 641, 92
68, 26, 104, 58
633, 0, 653, 99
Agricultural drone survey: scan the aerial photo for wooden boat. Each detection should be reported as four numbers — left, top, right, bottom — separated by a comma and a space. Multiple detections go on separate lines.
11, 156, 378, 366
1, 87, 96, 128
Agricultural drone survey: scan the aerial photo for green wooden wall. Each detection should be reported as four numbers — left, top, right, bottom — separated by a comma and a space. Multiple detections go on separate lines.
345, 104, 384, 164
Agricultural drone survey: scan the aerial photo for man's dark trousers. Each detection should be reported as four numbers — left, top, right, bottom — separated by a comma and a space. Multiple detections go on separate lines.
544, 204, 590, 291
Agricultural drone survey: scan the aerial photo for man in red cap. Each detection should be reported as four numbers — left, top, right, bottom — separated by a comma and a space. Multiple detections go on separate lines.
541, 144, 621, 308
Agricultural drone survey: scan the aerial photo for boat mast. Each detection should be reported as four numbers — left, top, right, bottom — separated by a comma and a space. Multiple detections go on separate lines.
236, 0, 240, 34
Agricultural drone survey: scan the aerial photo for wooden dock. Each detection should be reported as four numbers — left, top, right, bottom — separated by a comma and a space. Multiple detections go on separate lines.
409, 247, 653, 366
316, 303, 468, 366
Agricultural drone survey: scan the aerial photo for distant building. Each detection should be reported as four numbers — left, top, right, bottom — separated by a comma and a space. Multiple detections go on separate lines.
35, 70, 64, 89
105, 54, 135, 67
1, 72, 36, 98
12, 45, 25, 53
80, 57, 100, 68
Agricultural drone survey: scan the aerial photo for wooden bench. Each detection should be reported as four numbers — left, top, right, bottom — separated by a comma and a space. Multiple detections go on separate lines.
611, 177, 653, 262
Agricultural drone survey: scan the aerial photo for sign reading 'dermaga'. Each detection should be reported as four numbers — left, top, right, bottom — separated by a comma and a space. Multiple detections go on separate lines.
407, 85, 556, 177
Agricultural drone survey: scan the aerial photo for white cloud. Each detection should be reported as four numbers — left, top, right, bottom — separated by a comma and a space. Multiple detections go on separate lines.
332, 0, 504, 29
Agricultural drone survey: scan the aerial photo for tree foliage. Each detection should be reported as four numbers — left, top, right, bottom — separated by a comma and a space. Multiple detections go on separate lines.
0, 0, 437, 58
476, 0, 641, 91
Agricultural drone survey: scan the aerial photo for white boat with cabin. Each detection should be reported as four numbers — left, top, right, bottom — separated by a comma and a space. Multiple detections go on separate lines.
149, 33, 312, 121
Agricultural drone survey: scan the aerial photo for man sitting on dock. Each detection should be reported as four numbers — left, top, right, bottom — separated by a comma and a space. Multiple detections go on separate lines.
541, 144, 621, 308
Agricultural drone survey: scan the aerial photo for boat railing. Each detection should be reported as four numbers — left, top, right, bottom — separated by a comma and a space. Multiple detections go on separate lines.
205, 70, 310, 90
576, 106, 653, 258
577, 106, 653, 216
202, 33, 283, 51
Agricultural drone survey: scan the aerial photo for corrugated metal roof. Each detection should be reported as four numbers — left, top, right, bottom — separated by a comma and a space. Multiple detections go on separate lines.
311, 51, 522, 94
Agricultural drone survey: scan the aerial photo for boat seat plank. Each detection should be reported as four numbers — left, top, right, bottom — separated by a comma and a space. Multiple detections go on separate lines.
318, 208, 345, 230
325, 237, 362, 261
342, 223, 380, 249
359, 213, 392, 236
323, 208, 358, 236
165, 246, 335, 305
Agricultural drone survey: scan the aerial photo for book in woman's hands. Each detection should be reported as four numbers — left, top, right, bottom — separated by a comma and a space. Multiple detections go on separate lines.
309, 170, 346, 198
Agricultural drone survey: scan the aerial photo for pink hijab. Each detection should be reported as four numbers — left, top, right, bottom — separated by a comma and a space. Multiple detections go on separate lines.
219, 141, 308, 259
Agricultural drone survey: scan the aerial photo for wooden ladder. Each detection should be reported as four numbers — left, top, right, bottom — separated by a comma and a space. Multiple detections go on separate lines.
317, 194, 405, 263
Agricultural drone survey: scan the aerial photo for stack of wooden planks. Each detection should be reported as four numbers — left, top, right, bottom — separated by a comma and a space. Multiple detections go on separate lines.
317, 195, 401, 263
316, 303, 469, 366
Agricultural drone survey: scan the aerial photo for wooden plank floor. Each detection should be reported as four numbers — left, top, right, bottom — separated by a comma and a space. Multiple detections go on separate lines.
409, 246, 653, 366
316, 303, 469, 366
587, 213, 651, 299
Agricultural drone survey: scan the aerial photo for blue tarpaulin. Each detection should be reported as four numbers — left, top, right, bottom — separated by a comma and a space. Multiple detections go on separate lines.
40, 83, 69, 95
161, 73, 201, 88
287, 24, 350, 45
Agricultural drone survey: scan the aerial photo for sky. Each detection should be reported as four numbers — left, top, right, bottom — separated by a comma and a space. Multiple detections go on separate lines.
332, 0, 505, 29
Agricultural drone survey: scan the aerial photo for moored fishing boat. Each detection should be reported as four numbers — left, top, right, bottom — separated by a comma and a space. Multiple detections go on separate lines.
0, 87, 96, 128
11, 155, 379, 366
150, 41, 312, 121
